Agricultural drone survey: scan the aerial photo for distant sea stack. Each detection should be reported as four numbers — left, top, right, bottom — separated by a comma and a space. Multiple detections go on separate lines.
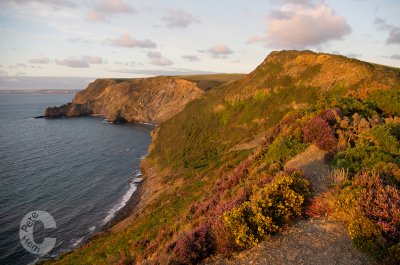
44, 77, 205, 124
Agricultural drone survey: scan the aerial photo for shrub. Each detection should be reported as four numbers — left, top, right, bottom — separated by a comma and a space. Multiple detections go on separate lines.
325, 96, 377, 117
348, 214, 385, 258
318, 108, 340, 126
303, 116, 338, 150
338, 171, 400, 262
171, 224, 215, 264
386, 243, 400, 264
333, 145, 397, 174
223, 171, 310, 248
368, 89, 400, 116
306, 196, 334, 218
355, 172, 400, 238
265, 136, 306, 164
362, 125, 400, 155
211, 218, 237, 254
387, 122, 400, 141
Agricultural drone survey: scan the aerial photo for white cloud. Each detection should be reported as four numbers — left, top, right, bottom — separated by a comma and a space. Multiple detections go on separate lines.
16, 63, 28, 68
110, 68, 214, 76
207, 44, 233, 58
249, 3, 351, 49
162, 9, 200, 28
55, 55, 103, 68
86, 10, 106, 22
106, 34, 157, 48
86, 0, 134, 22
147, 52, 173, 66
92, 0, 133, 13
271, 0, 311, 4
6, 0, 76, 9
29, 57, 50, 64
181, 55, 200, 62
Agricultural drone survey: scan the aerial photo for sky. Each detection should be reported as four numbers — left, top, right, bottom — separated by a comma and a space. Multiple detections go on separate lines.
0, 0, 399, 89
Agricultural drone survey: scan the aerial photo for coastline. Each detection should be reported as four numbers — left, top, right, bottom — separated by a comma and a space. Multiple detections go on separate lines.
102, 176, 144, 231
39, 170, 147, 264
39, 120, 156, 264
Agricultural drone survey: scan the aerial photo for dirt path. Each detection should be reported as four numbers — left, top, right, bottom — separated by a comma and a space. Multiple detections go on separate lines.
204, 219, 377, 265
204, 145, 378, 265
285, 144, 331, 193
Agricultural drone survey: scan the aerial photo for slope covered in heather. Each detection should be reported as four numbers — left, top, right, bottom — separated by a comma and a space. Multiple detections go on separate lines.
49, 50, 400, 265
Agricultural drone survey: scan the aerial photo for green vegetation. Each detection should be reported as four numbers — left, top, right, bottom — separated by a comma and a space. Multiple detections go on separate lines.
178, 73, 246, 91
265, 135, 306, 164
368, 89, 400, 116
223, 171, 310, 248
48, 51, 400, 265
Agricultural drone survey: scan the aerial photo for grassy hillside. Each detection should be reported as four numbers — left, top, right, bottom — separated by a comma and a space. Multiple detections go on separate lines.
177, 73, 246, 91
49, 51, 400, 264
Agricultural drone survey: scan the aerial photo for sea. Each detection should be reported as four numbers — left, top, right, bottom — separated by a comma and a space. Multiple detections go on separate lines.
0, 94, 153, 265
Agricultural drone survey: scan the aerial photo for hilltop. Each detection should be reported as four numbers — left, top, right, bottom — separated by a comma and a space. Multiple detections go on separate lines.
47, 51, 400, 265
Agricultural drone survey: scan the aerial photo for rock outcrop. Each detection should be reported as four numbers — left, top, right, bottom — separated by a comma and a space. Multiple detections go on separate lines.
44, 77, 204, 124
45, 103, 92, 117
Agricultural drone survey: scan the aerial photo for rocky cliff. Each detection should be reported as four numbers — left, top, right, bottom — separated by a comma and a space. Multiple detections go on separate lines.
45, 76, 210, 123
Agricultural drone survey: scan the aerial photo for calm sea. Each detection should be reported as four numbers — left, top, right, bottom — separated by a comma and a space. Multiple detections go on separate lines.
0, 94, 152, 265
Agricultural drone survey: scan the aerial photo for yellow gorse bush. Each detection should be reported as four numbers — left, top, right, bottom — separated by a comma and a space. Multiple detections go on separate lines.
223, 171, 310, 248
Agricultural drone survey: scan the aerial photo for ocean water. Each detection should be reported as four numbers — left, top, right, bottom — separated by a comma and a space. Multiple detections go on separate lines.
0, 94, 153, 265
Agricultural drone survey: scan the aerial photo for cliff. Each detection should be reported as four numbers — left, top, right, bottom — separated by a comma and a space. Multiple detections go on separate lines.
47, 51, 400, 265
44, 75, 244, 124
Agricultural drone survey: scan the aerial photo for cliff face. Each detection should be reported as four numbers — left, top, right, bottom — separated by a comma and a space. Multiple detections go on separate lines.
45, 77, 203, 124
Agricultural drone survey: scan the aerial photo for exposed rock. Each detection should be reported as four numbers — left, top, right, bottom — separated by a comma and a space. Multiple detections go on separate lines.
44, 77, 204, 124
44, 103, 92, 118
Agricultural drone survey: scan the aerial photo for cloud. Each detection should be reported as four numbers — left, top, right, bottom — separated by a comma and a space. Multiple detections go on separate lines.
374, 17, 400, 45
373, 17, 391, 30
106, 34, 157, 48
181, 55, 200, 62
86, 10, 106, 22
86, 0, 134, 22
0, 70, 8, 76
147, 52, 173, 66
55, 56, 103, 68
207, 44, 233, 58
271, 0, 311, 5
390, 54, 400, 60
387, 28, 400, 45
92, 0, 133, 13
29, 57, 50, 64
110, 68, 215, 76
249, 3, 351, 48
162, 9, 200, 28
16, 63, 28, 68
7, 0, 76, 9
